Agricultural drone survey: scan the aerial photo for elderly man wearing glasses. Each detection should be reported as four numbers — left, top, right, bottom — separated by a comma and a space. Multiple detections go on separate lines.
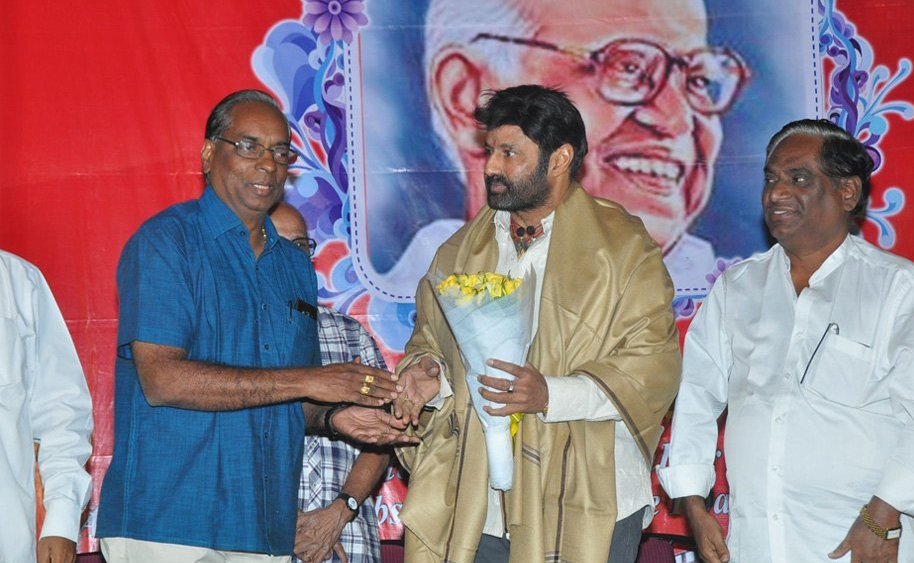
97, 90, 413, 562
376, 0, 747, 299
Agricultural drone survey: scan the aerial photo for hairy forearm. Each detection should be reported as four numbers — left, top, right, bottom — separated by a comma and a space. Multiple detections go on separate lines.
302, 401, 333, 431
134, 341, 321, 410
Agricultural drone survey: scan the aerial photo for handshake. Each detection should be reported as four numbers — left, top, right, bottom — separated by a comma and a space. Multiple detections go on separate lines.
310, 356, 442, 446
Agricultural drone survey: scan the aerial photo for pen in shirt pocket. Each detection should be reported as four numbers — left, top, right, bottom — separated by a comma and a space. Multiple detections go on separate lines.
800, 322, 839, 384
288, 298, 317, 320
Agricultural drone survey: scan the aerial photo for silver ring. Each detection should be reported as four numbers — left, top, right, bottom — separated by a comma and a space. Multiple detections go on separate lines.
507, 382, 515, 393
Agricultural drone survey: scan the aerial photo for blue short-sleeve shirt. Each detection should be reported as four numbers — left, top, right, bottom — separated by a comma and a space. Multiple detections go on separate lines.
97, 187, 320, 555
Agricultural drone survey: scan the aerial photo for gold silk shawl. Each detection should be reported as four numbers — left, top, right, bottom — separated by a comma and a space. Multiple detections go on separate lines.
396, 184, 681, 563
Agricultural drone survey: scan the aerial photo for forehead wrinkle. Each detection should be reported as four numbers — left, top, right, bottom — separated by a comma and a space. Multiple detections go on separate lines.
521, 0, 708, 52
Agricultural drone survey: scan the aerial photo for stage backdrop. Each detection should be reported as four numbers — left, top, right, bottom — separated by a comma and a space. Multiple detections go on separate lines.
2, 0, 912, 554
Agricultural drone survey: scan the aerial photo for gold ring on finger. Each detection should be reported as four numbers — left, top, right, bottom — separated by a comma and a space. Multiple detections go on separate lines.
364, 374, 375, 385
360, 384, 372, 396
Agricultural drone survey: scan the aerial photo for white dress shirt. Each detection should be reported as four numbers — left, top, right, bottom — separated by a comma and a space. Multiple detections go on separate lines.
657, 235, 914, 562
0, 250, 93, 560
430, 211, 653, 537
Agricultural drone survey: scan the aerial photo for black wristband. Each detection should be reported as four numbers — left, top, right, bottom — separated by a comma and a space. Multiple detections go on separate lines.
323, 404, 349, 439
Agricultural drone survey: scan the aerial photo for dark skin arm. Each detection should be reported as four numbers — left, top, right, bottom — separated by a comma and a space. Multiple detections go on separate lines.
132, 341, 400, 410
295, 451, 389, 563
681, 495, 730, 563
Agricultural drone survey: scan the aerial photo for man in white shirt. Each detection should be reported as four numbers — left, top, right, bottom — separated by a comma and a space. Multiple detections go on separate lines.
0, 250, 93, 563
392, 85, 681, 563
658, 119, 914, 562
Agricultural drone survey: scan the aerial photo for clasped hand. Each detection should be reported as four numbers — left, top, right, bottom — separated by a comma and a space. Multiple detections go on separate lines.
313, 357, 401, 407
331, 405, 419, 446
392, 356, 441, 425
479, 359, 548, 416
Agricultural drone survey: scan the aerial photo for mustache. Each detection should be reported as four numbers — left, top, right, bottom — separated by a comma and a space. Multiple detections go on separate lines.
485, 174, 511, 191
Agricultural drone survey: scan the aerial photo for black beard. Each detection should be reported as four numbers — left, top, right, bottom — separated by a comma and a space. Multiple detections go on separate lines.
484, 154, 550, 212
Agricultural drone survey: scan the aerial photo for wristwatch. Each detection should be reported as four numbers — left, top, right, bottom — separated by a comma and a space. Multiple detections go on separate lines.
336, 492, 360, 520
860, 505, 902, 540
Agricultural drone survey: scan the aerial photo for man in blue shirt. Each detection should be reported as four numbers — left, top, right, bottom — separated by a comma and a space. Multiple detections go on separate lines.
97, 90, 408, 562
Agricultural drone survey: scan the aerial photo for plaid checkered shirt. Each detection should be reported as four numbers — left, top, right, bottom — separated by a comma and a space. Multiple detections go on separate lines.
294, 307, 386, 563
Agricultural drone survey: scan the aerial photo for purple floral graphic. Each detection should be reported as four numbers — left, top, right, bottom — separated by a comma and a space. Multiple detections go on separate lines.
253, 3, 415, 355
705, 257, 741, 287
673, 297, 697, 320
304, 0, 368, 44
819, 0, 912, 248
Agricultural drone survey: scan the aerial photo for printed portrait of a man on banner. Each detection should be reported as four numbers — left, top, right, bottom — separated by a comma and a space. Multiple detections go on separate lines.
346, 0, 818, 306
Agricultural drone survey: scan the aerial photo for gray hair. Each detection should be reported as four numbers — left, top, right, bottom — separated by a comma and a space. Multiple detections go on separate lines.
204, 89, 282, 140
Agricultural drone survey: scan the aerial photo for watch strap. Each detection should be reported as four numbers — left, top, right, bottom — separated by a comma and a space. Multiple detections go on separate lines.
860, 504, 902, 540
323, 404, 349, 440
336, 492, 359, 520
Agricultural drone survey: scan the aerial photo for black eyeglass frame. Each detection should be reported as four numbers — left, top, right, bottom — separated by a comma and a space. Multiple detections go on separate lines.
290, 236, 318, 256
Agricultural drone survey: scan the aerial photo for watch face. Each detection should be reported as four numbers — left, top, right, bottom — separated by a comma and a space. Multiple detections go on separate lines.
346, 496, 359, 511
887, 528, 902, 540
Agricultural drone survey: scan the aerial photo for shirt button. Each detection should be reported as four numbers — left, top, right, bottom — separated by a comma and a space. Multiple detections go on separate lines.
773, 514, 780, 521
262, 303, 268, 311
784, 373, 790, 380
264, 343, 270, 350
775, 416, 783, 423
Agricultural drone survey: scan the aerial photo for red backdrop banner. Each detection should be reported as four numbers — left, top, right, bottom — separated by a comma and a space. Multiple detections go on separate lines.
2, 0, 912, 555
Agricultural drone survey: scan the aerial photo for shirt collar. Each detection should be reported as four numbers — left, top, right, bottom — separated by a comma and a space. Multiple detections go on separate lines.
199, 186, 279, 249
778, 233, 854, 283
808, 234, 853, 284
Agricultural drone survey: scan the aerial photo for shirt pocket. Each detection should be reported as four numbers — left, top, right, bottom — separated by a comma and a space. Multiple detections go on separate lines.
284, 301, 318, 365
805, 333, 874, 407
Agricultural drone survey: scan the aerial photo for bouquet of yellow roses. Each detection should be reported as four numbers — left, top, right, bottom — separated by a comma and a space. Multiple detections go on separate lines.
434, 271, 536, 491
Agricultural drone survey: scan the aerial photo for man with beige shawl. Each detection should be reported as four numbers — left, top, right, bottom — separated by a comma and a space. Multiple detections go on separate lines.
392, 85, 682, 563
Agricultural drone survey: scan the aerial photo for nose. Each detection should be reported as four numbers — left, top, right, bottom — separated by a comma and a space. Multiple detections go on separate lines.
630, 71, 694, 138
483, 152, 501, 178
256, 149, 278, 172
763, 177, 791, 204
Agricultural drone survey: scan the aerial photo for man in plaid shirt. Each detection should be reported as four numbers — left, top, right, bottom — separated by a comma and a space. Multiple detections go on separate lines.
272, 202, 388, 563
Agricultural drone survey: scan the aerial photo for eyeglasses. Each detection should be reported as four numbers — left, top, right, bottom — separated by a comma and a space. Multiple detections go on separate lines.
212, 136, 299, 165
291, 236, 317, 256
472, 33, 749, 115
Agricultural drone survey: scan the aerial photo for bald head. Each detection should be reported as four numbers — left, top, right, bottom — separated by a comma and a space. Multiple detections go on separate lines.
270, 201, 308, 242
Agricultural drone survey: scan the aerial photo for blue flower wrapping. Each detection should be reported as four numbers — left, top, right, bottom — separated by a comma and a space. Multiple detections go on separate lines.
431, 271, 537, 490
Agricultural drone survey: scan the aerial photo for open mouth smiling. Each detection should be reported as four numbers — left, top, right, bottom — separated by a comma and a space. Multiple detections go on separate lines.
604, 154, 686, 196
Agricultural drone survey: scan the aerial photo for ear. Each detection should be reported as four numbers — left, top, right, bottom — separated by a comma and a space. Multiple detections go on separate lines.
429, 48, 484, 153
548, 143, 574, 177
201, 139, 215, 176
839, 176, 862, 212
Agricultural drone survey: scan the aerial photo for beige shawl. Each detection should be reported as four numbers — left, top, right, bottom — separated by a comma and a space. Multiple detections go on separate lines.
396, 184, 681, 562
